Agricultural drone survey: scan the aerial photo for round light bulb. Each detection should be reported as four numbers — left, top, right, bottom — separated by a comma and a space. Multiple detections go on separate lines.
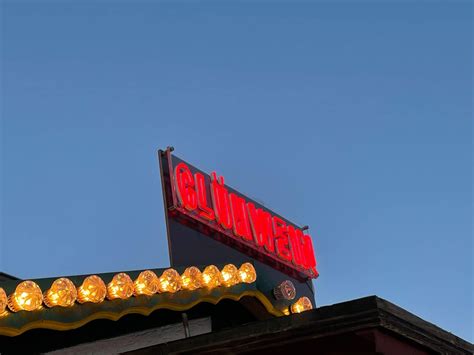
273, 280, 296, 301
181, 266, 203, 291
159, 269, 182, 293
44, 278, 77, 308
0, 287, 7, 314
238, 263, 257, 284
107, 273, 134, 300
134, 270, 159, 296
202, 265, 222, 289
77, 275, 107, 304
7, 281, 43, 312
290, 296, 313, 314
221, 264, 240, 287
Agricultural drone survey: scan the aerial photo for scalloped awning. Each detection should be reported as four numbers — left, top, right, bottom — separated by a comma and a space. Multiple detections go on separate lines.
0, 263, 291, 337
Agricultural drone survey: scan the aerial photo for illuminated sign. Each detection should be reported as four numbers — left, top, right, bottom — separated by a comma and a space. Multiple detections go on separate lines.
160, 149, 318, 279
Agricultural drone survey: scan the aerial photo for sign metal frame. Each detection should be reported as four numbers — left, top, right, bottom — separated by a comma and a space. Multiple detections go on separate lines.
159, 147, 318, 280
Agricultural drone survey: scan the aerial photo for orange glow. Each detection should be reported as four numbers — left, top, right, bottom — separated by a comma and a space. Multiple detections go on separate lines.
77, 275, 107, 304
107, 273, 134, 300
7, 281, 43, 312
220, 264, 240, 287
238, 263, 257, 284
181, 266, 203, 291
290, 296, 313, 314
0, 287, 7, 315
44, 278, 77, 308
159, 269, 182, 293
202, 265, 222, 289
134, 270, 160, 296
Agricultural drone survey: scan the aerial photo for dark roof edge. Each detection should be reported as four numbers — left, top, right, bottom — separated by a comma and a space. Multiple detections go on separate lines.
373, 296, 473, 353
125, 295, 473, 355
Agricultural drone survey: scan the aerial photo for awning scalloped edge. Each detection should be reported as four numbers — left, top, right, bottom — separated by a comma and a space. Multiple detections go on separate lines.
0, 290, 283, 337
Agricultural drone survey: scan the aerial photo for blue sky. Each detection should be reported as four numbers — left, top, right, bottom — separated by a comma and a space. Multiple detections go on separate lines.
1, 1, 472, 341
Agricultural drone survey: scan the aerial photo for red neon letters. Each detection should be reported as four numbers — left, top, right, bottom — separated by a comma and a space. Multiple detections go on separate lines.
195, 172, 215, 221
174, 163, 197, 211
173, 162, 318, 277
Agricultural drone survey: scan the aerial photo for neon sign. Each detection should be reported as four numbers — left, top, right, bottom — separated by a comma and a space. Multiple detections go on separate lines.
163, 150, 318, 279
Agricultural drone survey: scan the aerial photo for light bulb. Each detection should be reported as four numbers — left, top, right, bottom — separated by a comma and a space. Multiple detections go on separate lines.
7, 281, 43, 312
181, 266, 203, 291
238, 263, 257, 284
44, 278, 77, 308
134, 270, 159, 296
107, 273, 134, 300
77, 275, 107, 304
221, 264, 240, 287
159, 269, 182, 293
0, 287, 7, 314
273, 280, 296, 301
202, 265, 222, 289
290, 296, 313, 314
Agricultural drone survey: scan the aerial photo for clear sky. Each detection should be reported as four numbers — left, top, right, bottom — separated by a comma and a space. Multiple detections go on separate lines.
1, 1, 472, 342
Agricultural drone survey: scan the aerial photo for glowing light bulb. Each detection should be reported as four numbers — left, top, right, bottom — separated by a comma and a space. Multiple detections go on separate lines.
159, 269, 182, 293
221, 264, 240, 287
44, 278, 77, 308
0, 287, 7, 314
202, 265, 222, 289
181, 266, 203, 291
290, 296, 313, 314
134, 270, 159, 296
238, 263, 257, 284
107, 273, 134, 300
77, 275, 107, 304
7, 281, 43, 312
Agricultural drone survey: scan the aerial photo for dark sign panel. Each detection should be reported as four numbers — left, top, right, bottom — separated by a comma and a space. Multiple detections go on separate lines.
159, 148, 318, 302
